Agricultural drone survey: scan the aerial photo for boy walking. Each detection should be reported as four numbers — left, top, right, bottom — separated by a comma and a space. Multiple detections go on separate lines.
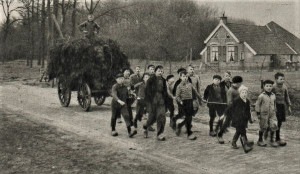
187, 65, 201, 116
217, 76, 246, 143
272, 72, 291, 146
256, 80, 278, 147
133, 73, 150, 128
111, 74, 137, 138
203, 75, 227, 137
175, 71, 201, 140
143, 65, 169, 141
166, 75, 176, 130
226, 85, 253, 153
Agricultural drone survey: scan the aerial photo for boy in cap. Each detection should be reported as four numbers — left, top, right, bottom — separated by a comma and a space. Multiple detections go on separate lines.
225, 85, 253, 153
203, 75, 227, 137
256, 80, 278, 147
217, 76, 253, 145
272, 72, 291, 146
133, 73, 150, 128
111, 74, 137, 138
143, 65, 169, 141
175, 71, 201, 140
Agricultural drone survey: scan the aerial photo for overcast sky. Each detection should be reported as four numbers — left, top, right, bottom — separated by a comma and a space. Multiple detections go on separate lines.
1, 0, 299, 37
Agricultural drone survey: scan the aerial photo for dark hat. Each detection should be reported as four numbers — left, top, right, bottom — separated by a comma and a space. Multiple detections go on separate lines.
166, 75, 175, 81
147, 64, 155, 69
232, 76, 243, 83
177, 68, 186, 74
263, 79, 274, 86
115, 73, 124, 79
213, 75, 222, 80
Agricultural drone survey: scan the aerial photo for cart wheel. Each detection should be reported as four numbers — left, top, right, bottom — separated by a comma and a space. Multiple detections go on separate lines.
94, 96, 106, 106
77, 83, 91, 111
58, 80, 71, 107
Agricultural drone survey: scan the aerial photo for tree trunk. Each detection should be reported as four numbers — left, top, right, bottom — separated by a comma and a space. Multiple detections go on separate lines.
2, 16, 9, 64
41, 0, 46, 68
37, 0, 41, 65
31, 0, 35, 68
53, 0, 59, 41
47, 0, 52, 60
61, 0, 65, 34
71, 0, 77, 37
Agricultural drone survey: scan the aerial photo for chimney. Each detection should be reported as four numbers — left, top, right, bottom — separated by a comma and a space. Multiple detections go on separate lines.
220, 12, 227, 24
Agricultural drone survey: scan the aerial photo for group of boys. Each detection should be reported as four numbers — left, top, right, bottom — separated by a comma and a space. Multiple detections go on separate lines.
110, 64, 291, 153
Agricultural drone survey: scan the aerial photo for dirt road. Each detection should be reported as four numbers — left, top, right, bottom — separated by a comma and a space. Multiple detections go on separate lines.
1, 81, 300, 174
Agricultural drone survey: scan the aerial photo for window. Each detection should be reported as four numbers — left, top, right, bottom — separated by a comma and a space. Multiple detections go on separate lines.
241, 52, 244, 61
211, 46, 219, 62
227, 46, 235, 62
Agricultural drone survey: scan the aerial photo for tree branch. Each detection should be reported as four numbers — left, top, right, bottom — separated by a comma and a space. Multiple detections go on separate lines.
94, 3, 137, 20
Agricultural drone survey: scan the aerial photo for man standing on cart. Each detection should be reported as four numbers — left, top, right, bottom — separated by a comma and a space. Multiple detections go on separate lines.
79, 14, 100, 39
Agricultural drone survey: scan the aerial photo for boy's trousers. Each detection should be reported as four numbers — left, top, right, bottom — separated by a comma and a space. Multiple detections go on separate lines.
166, 101, 175, 119
177, 99, 194, 136
111, 102, 133, 131
208, 104, 226, 131
134, 99, 146, 128
144, 103, 166, 136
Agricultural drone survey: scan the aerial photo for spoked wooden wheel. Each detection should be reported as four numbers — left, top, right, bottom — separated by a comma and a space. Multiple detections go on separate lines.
94, 95, 106, 106
57, 80, 71, 107
77, 83, 92, 111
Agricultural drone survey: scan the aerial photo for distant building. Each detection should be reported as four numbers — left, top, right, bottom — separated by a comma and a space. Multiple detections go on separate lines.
200, 15, 300, 70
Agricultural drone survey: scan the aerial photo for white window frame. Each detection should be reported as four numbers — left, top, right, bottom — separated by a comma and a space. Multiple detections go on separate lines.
227, 46, 235, 62
211, 46, 219, 62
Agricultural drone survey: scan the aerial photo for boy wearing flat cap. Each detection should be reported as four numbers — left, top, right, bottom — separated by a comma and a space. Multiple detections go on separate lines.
256, 80, 278, 147
111, 73, 137, 138
203, 75, 227, 137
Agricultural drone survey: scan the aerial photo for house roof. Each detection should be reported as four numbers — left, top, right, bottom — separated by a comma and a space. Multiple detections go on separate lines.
226, 22, 297, 55
266, 21, 300, 54
204, 20, 300, 55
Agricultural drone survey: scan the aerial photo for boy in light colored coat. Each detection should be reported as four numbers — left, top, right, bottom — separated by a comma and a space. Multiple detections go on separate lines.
255, 80, 278, 147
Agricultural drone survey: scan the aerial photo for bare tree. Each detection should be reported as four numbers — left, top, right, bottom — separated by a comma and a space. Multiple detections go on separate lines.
40, 0, 46, 67
85, 0, 101, 14
71, 0, 77, 36
0, 0, 21, 63
60, 0, 71, 34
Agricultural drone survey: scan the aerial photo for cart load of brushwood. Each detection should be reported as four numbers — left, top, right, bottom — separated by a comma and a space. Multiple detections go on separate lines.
47, 37, 130, 111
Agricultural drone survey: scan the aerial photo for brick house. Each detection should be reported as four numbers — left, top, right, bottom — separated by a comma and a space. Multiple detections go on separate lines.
200, 15, 300, 71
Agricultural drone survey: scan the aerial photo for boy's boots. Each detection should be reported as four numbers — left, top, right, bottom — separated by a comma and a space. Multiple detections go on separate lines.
245, 134, 254, 147
215, 119, 223, 134
269, 131, 279, 147
257, 131, 267, 147
276, 129, 287, 146
232, 132, 240, 149
128, 126, 137, 138
240, 135, 253, 153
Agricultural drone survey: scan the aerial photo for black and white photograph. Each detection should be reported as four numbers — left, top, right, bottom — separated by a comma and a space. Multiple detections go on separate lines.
0, 0, 299, 173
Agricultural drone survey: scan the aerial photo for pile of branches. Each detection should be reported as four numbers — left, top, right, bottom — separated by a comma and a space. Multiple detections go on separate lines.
47, 37, 130, 90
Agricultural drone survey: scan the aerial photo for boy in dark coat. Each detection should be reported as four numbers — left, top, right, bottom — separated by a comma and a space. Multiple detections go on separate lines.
272, 72, 291, 146
111, 74, 137, 138
144, 64, 156, 131
217, 76, 244, 142
143, 65, 169, 141
78, 14, 100, 39
226, 85, 253, 153
130, 66, 143, 87
133, 73, 150, 128
175, 71, 201, 140
203, 75, 227, 137
220, 71, 232, 91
